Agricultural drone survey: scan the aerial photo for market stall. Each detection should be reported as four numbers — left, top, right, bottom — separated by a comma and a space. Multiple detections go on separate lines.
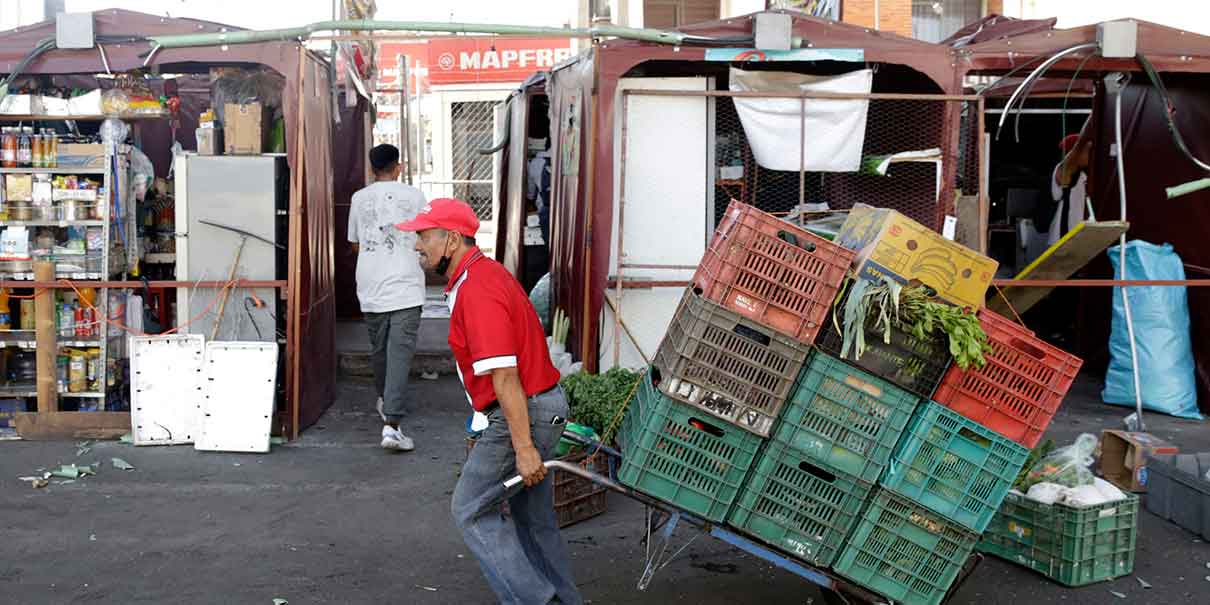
0, 9, 357, 440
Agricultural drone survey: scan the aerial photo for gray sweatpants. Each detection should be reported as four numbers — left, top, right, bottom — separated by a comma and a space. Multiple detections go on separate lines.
364, 306, 421, 424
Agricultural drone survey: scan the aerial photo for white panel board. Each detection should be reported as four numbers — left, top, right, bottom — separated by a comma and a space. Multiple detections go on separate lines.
195, 342, 279, 453
130, 335, 205, 446
599, 290, 683, 370
601, 77, 711, 371
609, 77, 710, 280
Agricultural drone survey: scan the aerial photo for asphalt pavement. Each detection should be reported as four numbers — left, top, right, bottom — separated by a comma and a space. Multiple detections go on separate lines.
1, 372, 1208, 604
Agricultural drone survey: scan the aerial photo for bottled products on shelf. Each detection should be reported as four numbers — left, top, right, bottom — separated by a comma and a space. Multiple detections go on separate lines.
1, 128, 16, 168
17, 127, 32, 168
68, 348, 86, 393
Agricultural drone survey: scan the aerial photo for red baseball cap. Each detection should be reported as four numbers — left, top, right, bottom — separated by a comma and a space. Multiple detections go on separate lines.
1059, 134, 1081, 153
395, 197, 480, 237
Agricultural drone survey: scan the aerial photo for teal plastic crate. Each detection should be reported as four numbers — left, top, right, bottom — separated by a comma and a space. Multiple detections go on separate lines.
834, 489, 978, 605
979, 491, 1138, 586
727, 440, 872, 568
773, 353, 920, 484
883, 401, 1029, 533
617, 372, 763, 522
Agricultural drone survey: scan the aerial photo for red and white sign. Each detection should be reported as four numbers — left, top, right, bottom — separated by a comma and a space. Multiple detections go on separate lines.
379, 37, 574, 87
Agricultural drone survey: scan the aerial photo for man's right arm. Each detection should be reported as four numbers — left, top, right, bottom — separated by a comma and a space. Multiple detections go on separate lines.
348, 196, 360, 254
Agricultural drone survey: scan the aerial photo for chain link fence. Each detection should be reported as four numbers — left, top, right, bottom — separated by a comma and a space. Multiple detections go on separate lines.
706, 91, 981, 232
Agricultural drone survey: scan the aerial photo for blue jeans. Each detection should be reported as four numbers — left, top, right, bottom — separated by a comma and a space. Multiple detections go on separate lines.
451, 386, 583, 605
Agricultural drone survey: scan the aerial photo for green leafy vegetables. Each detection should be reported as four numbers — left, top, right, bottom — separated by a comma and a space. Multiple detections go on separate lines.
559, 367, 642, 440
835, 277, 992, 370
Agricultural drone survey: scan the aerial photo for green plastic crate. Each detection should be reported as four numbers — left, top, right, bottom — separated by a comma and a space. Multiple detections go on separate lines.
978, 491, 1138, 586
834, 489, 978, 605
882, 401, 1029, 533
727, 440, 872, 568
617, 372, 763, 522
773, 353, 920, 484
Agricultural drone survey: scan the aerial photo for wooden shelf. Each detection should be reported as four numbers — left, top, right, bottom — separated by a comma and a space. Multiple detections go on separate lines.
0, 272, 103, 281
0, 167, 106, 175
0, 220, 106, 227
0, 113, 169, 122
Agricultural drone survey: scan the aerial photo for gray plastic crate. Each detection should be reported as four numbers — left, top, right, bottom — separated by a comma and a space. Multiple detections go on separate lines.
1145, 453, 1210, 540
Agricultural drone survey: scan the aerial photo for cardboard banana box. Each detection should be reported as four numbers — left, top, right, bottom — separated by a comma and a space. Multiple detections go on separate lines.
836, 204, 997, 309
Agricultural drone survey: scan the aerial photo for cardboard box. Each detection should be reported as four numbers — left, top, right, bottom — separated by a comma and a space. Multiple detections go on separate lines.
57, 143, 106, 169
1100, 430, 1179, 492
836, 204, 998, 309
4, 174, 32, 201
223, 102, 264, 155
0, 399, 26, 428
196, 127, 222, 156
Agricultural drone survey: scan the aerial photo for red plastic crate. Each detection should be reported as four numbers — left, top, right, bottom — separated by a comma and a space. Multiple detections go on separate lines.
694, 200, 853, 344
933, 310, 1083, 448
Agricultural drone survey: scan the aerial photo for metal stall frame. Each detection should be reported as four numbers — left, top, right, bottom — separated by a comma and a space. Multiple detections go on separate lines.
609, 87, 986, 367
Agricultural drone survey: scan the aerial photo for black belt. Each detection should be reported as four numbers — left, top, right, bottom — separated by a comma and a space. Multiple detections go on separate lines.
479, 383, 558, 416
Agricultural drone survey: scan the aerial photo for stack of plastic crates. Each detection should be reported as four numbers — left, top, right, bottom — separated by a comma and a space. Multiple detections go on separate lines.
617, 371, 762, 522
727, 353, 919, 568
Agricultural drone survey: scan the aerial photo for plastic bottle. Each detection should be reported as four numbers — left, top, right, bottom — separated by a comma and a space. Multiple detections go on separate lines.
17, 127, 32, 167
68, 349, 86, 393
78, 288, 97, 338
46, 130, 57, 168
86, 349, 101, 392
31, 131, 42, 168
56, 354, 68, 393
1, 128, 15, 168
58, 299, 74, 338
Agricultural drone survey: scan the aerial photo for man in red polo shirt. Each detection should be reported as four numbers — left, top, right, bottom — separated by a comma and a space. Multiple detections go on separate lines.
396, 198, 581, 605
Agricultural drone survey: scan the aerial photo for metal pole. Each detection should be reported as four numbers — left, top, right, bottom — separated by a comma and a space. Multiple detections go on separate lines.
798, 97, 806, 222
398, 54, 412, 185
414, 59, 425, 183
613, 93, 629, 367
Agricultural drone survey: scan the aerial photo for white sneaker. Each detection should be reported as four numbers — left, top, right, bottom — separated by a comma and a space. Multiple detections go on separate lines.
381, 425, 414, 452
375, 397, 386, 422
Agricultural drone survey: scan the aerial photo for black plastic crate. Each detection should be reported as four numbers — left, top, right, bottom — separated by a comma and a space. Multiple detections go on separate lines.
816, 283, 951, 399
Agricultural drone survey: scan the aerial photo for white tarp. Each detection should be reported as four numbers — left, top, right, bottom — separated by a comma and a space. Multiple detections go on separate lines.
729, 67, 872, 172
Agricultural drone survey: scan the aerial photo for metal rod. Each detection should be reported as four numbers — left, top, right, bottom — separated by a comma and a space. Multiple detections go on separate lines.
581, 48, 601, 372
624, 89, 983, 102
605, 279, 693, 289
621, 263, 698, 270
147, 20, 697, 50
798, 97, 806, 213
199, 219, 285, 249
992, 279, 1210, 287
613, 92, 629, 368
984, 108, 1092, 114
603, 293, 651, 366
401, 54, 413, 185
0, 280, 287, 289
977, 97, 990, 255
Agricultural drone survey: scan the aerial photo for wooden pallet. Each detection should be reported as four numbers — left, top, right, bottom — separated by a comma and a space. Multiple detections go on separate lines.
988, 221, 1128, 315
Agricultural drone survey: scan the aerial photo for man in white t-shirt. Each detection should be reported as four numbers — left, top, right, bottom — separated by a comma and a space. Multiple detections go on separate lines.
348, 144, 427, 451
